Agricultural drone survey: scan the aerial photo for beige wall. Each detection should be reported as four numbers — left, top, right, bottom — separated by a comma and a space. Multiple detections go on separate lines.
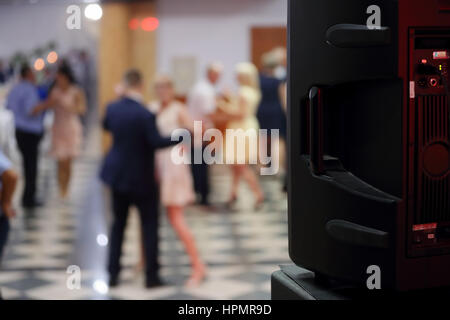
98, 1, 156, 151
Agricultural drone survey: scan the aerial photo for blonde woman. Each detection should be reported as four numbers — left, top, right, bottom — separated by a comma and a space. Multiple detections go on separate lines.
218, 63, 265, 210
147, 75, 206, 287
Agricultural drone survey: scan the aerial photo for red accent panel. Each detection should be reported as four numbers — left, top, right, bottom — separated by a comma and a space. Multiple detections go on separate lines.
413, 223, 437, 231
397, 0, 450, 291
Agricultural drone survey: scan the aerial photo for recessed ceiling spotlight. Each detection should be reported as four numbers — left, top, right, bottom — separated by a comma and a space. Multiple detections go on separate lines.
84, 3, 103, 21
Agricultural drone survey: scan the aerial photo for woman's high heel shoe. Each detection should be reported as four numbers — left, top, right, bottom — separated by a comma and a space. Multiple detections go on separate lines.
225, 195, 238, 210
254, 196, 265, 211
185, 266, 207, 287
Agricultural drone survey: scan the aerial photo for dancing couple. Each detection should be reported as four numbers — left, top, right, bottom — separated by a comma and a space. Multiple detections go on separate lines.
101, 70, 206, 289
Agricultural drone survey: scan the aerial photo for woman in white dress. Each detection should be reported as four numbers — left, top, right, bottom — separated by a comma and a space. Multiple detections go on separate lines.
217, 62, 265, 210
148, 75, 206, 286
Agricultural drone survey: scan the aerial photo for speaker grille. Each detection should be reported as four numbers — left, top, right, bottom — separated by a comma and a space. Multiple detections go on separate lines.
416, 95, 450, 224
420, 175, 449, 223
423, 95, 448, 143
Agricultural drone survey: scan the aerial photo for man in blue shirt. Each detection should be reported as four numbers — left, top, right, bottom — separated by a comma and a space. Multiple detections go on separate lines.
0, 150, 18, 261
7, 64, 45, 208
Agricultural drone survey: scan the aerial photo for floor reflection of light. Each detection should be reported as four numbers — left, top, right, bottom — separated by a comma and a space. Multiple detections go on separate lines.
96, 234, 108, 247
93, 279, 109, 294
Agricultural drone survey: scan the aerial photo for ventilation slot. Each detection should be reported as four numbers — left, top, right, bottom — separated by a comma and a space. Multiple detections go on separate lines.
420, 175, 450, 223
423, 95, 448, 144
416, 95, 450, 224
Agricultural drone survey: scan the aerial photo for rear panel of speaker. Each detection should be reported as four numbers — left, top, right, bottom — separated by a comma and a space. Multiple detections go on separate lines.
407, 28, 450, 257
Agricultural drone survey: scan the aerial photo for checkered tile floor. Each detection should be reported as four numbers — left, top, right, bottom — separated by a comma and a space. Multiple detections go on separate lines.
0, 128, 289, 300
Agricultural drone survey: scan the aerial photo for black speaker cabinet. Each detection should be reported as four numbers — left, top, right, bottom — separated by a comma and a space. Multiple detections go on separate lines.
288, 0, 450, 290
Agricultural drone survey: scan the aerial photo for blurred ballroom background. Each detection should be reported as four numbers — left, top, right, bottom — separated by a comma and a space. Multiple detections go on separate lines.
0, 0, 289, 300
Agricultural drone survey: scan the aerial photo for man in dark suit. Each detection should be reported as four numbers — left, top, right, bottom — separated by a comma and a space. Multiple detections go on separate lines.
100, 69, 177, 289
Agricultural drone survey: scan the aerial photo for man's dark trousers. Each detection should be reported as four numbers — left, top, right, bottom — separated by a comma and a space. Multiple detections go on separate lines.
108, 189, 159, 281
15, 129, 42, 206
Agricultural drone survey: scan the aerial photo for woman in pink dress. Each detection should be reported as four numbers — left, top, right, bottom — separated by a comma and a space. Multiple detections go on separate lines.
33, 65, 86, 200
148, 75, 206, 287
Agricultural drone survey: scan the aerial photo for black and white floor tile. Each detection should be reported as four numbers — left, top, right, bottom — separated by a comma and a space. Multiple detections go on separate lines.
0, 128, 289, 300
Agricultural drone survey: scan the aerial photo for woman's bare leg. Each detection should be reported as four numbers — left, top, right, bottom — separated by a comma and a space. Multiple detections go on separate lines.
241, 165, 265, 205
57, 161, 63, 198
58, 159, 72, 199
228, 165, 242, 203
167, 205, 206, 286
135, 228, 146, 274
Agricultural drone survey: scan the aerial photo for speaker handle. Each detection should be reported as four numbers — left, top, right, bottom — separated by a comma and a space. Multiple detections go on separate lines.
326, 24, 391, 48
309, 87, 325, 175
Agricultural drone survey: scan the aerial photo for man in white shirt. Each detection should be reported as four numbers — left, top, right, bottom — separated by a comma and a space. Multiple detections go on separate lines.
187, 63, 223, 206
0, 106, 19, 163
0, 150, 18, 300
188, 63, 223, 122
